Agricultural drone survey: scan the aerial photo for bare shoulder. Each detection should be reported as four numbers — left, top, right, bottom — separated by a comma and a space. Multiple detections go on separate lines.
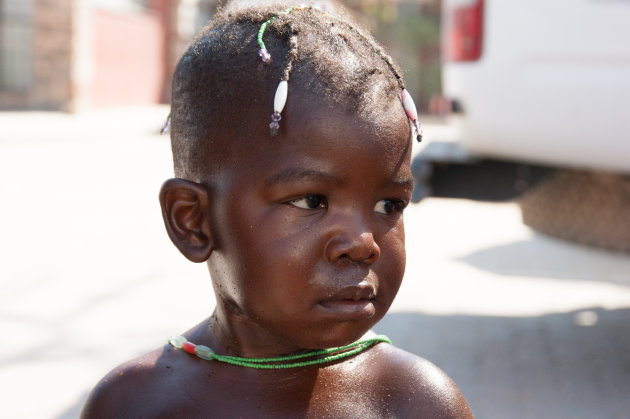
80, 345, 182, 418
368, 343, 474, 418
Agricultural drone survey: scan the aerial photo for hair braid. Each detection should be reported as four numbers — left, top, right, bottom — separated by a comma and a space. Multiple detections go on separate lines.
308, 10, 420, 140
281, 26, 298, 82
335, 16, 406, 90
169, 1, 422, 181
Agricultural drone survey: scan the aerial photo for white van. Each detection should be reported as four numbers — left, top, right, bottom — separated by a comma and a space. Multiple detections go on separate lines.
441, 0, 630, 171
427, 0, 630, 251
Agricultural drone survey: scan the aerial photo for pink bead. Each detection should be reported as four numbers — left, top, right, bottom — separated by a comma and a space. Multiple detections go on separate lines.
401, 89, 418, 121
182, 341, 197, 354
258, 49, 271, 63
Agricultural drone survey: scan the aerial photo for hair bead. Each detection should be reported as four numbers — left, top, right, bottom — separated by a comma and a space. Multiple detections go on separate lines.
257, 6, 297, 64
274, 80, 288, 113
401, 89, 417, 121
258, 48, 271, 63
402, 89, 422, 142
270, 80, 288, 136
160, 113, 171, 135
256, 5, 422, 141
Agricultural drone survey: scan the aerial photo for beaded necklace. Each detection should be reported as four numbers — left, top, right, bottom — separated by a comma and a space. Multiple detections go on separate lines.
168, 334, 391, 369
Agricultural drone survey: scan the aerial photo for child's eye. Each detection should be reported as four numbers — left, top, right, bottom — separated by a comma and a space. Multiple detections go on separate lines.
289, 195, 328, 209
374, 199, 407, 215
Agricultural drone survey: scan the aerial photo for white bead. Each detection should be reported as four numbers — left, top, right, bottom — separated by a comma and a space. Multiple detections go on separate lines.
169, 335, 187, 349
195, 345, 214, 360
401, 89, 418, 121
274, 81, 288, 113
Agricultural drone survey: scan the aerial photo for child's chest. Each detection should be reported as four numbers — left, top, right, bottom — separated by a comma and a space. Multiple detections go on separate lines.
159, 366, 399, 418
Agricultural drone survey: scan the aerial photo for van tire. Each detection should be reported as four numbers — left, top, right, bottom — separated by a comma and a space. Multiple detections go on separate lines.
519, 170, 630, 252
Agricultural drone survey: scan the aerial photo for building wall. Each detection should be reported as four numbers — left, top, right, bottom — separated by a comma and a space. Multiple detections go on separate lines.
90, 8, 164, 107
0, 0, 74, 110
0, 0, 219, 111
32, 0, 74, 110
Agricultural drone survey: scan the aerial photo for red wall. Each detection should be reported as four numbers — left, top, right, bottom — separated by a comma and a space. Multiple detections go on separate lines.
91, 9, 165, 107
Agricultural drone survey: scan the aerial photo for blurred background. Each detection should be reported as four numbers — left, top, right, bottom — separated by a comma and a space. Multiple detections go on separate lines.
1, 0, 629, 418
0, 0, 441, 112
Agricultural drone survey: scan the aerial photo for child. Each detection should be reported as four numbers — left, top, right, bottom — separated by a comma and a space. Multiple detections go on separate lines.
81, 1, 473, 417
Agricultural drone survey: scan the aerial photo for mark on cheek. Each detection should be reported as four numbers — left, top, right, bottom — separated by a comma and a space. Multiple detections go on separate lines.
307, 267, 326, 287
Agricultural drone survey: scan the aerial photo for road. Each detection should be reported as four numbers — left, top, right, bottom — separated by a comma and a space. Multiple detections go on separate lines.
1, 107, 630, 418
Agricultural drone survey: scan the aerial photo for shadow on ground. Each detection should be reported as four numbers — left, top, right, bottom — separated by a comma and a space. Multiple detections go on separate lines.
374, 308, 630, 419
457, 234, 630, 286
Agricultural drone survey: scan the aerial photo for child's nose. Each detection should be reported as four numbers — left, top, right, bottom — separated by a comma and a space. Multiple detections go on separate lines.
324, 219, 380, 265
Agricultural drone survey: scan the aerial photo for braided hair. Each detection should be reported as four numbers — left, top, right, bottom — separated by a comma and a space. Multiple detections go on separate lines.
170, 1, 415, 182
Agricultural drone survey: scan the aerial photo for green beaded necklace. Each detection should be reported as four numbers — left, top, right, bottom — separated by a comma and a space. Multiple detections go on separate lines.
168, 334, 391, 369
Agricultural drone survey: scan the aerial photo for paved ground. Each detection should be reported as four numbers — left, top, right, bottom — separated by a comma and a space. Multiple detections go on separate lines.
1, 107, 630, 418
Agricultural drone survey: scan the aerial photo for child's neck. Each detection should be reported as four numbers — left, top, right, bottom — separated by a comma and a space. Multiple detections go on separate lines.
197, 308, 308, 358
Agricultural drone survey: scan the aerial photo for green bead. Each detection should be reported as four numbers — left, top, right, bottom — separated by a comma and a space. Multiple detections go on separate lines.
167, 333, 391, 369
169, 335, 187, 349
195, 345, 214, 361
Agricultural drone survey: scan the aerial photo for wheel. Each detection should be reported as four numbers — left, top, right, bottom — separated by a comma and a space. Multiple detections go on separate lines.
519, 170, 630, 252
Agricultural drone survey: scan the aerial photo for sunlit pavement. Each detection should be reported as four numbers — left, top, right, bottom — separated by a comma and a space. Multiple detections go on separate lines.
1, 108, 630, 419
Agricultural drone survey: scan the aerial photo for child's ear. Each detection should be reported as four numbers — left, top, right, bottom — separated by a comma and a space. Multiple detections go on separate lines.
159, 178, 214, 263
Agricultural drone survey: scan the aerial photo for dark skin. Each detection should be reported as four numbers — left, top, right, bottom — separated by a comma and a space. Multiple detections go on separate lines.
81, 91, 473, 418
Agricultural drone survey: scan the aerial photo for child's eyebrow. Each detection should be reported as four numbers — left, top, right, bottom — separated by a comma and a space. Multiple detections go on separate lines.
264, 169, 413, 190
264, 168, 343, 187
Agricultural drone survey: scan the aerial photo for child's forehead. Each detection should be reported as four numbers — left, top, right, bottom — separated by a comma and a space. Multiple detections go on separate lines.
213, 94, 409, 180
209, 87, 408, 163
190, 63, 409, 183
287, 87, 409, 144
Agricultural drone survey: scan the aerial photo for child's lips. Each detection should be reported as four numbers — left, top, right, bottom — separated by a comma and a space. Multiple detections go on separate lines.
318, 298, 376, 318
317, 285, 377, 318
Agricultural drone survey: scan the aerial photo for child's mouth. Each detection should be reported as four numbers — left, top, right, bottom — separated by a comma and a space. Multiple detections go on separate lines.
318, 298, 376, 318
318, 285, 377, 318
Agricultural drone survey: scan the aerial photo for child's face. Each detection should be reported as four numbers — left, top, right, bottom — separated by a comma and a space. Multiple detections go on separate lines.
207, 95, 413, 351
